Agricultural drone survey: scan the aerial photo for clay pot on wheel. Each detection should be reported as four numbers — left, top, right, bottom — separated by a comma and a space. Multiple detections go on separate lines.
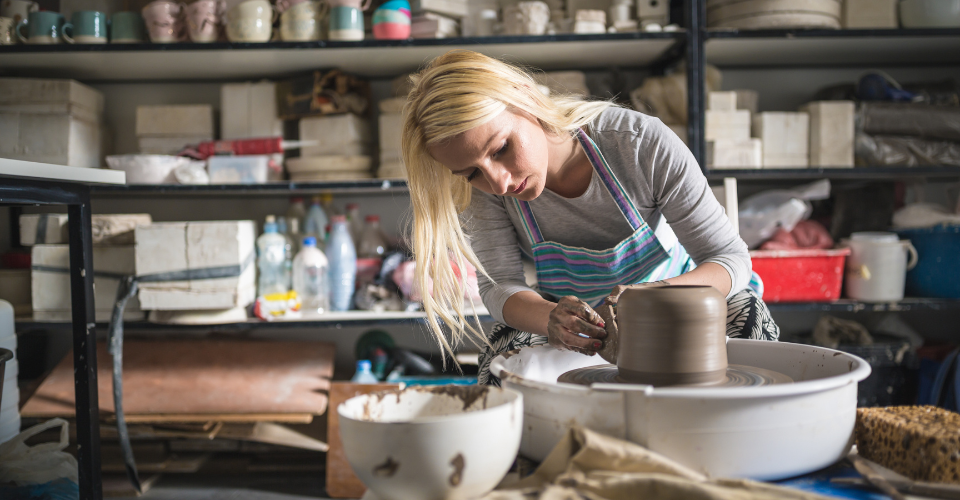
616, 286, 728, 386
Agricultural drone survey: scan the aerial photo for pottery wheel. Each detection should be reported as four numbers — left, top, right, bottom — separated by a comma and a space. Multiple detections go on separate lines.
557, 364, 794, 387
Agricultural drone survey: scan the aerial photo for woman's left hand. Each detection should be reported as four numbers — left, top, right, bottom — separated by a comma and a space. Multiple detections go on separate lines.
546, 296, 607, 356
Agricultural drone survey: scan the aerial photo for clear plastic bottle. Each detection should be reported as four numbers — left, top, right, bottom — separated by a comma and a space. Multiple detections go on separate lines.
327, 214, 357, 311
358, 215, 389, 258
288, 217, 304, 254
304, 196, 329, 243
287, 197, 307, 231
276, 216, 295, 261
350, 360, 379, 383
293, 236, 330, 316
257, 215, 291, 297
320, 192, 338, 217
345, 202, 363, 248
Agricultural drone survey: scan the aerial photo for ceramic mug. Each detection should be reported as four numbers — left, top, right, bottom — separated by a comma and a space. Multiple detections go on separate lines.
225, 0, 275, 42
327, 0, 368, 9
328, 5, 362, 40
0, 16, 14, 43
16, 10, 65, 44
185, 0, 223, 42
0, 0, 38, 28
280, 0, 326, 41
110, 10, 145, 42
843, 232, 919, 303
142, 0, 184, 43
63, 10, 108, 43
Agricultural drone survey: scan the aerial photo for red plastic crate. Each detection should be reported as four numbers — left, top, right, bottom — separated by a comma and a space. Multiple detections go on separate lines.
750, 248, 851, 303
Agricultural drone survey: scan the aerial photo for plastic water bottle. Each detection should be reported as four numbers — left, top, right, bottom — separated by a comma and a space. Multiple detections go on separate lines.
257, 215, 291, 297
286, 197, 307, 230
293, 237, 330, 315
351, 360, 379, 383
358, 215, 389, 258
304, 196, 329, 243
345, 202, 363, 248
327, 214, 357, 311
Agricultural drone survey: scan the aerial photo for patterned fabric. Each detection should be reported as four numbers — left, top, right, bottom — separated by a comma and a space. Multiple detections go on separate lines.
513, 129, 672, 307
477, 288, 779, 386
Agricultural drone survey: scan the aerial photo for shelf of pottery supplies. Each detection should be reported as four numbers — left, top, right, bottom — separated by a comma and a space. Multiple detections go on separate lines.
0, 32, 683, 82
705, 166, 960, 182
765, 298, 960, 314
704, 27, 960, 68
15, 307, 494, 332
89, 178, 411, 196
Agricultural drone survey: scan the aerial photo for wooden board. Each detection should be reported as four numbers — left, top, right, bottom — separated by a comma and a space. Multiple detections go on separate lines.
326, 382, 399, 499
21, 340, 334, 419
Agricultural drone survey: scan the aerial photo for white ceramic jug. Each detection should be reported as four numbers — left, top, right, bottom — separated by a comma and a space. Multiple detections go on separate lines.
843, 232, 918, 302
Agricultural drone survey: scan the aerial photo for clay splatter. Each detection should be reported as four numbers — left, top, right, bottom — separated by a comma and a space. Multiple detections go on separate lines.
449, 453, 465, 486
374, 456, 399, 477
431, 386, 489, 411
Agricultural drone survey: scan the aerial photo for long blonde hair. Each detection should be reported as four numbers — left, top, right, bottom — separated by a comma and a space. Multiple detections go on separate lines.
401, 50, 614, 361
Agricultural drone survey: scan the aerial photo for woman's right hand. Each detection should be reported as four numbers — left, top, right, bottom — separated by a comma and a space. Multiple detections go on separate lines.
547, 296, 607, 356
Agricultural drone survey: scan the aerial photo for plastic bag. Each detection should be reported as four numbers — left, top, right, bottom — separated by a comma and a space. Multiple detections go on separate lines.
0, 418, 78, 486
859, 102, 960, 142
738, 179, 831, 249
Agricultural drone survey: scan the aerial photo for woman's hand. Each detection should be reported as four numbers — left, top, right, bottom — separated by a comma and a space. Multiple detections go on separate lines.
547, 296, 607, 355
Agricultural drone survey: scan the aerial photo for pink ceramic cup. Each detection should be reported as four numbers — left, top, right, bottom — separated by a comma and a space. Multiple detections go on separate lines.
142, 0, 184, 42
186, 0, 222, 42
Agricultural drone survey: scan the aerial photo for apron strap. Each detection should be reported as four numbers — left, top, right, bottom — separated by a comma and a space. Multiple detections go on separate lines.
575, 129, 645, 231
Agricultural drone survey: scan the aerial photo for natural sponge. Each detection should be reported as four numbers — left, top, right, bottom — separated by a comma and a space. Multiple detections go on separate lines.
856, 405, 960, 483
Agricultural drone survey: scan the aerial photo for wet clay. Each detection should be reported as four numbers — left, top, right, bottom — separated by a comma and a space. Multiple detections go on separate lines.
429, 385, 489, 411
597, 282, 671, 364
617, 286, 728, 386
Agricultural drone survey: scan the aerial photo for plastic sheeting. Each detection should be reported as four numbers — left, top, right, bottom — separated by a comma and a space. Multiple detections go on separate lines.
856, 133, 960, 167
858, 102, 960, 142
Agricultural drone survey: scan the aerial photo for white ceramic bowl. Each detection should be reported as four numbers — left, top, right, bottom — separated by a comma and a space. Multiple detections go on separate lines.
900, 0, 960, 27
106, 155, 190, 184
338, 386, 523, 500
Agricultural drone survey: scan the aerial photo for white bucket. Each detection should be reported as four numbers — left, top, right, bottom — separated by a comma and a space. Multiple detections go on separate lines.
843, 232, 918, 302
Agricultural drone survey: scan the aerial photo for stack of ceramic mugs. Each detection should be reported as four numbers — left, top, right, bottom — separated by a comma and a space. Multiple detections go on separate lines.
2, 0, 149, 45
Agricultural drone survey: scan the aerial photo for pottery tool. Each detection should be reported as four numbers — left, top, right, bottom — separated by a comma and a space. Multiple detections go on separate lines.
180, 137, 318, 160
848, 454, 907, 500
831, 477, 960, 499
561, 286, 793, 387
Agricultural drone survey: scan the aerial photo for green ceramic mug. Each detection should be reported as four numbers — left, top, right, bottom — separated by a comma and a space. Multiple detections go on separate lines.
110, 10, 145, 43
15, 10, 64, 44
63, 10, 107, 44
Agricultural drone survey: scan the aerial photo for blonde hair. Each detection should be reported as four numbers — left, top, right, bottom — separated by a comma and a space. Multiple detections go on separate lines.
401, 50, 615, 362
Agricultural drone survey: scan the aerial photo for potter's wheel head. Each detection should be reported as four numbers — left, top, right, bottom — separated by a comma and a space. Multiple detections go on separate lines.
557, 364, 794, 388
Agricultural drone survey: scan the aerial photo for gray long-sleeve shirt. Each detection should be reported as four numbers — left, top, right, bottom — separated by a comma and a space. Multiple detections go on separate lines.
465, 107, 751, 324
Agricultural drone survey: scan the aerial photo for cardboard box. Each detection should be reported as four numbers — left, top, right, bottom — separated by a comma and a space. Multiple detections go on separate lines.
379, 113, 403, 163
135, 221, 257, 310
753, 112, 809, 168
0, 270, 31, 317
275, 70, 370, 120
843, 0, 897, 28
136, 105, 214, 137
31, 245, 144, 321
299, 114, 372, 157
707, 139, 762, 169
0, 111, 101, 168
20, 213, 152, 246
410, 0, 467, 17
0, 78, 104, 124
706, 110, 751, 141
802, 101, 854, 168
221, 82, 283, 140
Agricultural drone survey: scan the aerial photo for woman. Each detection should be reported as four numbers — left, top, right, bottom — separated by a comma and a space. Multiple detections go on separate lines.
401, 50, 779, 385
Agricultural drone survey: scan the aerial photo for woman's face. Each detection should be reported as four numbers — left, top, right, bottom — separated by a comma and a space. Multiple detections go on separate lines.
427, 108, 550, 201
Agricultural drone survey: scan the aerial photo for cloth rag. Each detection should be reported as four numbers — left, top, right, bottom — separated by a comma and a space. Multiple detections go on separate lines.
481, 426, 835, 500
